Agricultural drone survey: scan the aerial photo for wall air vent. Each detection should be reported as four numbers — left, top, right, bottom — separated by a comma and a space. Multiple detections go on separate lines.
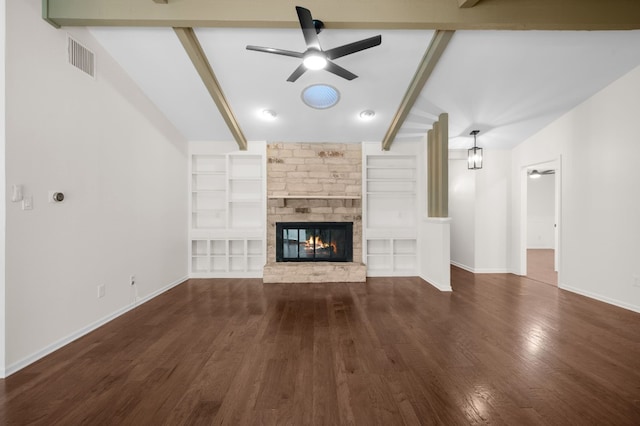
67, 35, 95, 78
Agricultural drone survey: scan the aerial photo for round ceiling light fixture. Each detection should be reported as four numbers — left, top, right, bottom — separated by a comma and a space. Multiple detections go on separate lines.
301, 84, 340, 109
302, 50, 328, 70
359, 110, 376, 121
260, 109, 278, 121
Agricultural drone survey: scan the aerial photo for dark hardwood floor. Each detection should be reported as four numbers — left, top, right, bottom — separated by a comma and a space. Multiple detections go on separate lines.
527, 249, 558, 286
1, 268, 640, 425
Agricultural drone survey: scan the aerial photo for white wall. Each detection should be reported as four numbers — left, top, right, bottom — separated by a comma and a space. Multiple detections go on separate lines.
448, 149, 510, 273
449, 154, 475, 270
527, 174, 555, 248
510, 64, 640, 313
474, 150, 509, 272
1, 0, 7, 374
4, 0, 188, 373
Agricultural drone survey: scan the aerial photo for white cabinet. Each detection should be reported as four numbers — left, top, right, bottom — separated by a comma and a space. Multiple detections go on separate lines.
189, 142, 266, 278
363, 142, 421, 277
190, 238, 265, 276
366, 238, 418, 276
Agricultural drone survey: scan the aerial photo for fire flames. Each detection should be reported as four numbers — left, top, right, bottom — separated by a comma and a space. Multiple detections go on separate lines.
305, 235, 337, 254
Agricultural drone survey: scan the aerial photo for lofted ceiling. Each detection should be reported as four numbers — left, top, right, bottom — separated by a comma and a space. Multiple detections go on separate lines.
59, 1, 640, 151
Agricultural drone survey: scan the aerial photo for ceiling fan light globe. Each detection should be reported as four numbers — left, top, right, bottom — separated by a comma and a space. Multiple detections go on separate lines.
303, 52, 327, 70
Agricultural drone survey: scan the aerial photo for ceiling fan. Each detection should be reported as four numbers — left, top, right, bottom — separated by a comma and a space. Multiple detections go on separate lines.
528, 169, 555, 179
246, 6, 382, 82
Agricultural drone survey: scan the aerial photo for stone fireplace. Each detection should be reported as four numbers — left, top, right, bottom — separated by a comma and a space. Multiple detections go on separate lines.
276, 221, 353, 262
262, 143, 366, 283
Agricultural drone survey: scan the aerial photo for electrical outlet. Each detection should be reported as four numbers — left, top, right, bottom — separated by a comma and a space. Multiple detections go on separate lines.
130, 275, 136, 286
97, 284, 105, 298
633, 275, 640, 288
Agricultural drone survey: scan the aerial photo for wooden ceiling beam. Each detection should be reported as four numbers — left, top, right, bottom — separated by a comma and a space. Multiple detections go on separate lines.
457, 0, 482, 9
43, 0, 640, 30
381, 30, 453, 151
173, 27, 247, 151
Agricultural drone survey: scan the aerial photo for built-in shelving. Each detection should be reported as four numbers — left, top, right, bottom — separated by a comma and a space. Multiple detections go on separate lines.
365, 154, 417, 230
363, 143, 420, 277
228, 154, 263, 230
191, 154, 226, 229
189, 142, 266, 278
190, 238, 264, 277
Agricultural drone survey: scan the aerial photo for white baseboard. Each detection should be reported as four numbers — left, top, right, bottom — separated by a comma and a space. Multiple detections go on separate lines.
189, 271, 263, 279
450, 261, 474, 273
419, 274, 452, 292
3, 275, 188, 378
450, 261, 508, 274
135, 275, 188, 306
559, 284, 640, 314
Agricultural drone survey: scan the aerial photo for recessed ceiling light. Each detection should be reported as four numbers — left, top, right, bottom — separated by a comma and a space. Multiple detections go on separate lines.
301, 84, 340, 109
261, 109, 278, 121
359, 110, 376, 121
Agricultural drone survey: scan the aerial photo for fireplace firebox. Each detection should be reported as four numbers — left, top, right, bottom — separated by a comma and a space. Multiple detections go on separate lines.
276, 222, 353, 262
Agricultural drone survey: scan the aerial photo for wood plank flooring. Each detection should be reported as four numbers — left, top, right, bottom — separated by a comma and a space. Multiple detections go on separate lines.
527, 249, 558, 286
1, 268, 640, 425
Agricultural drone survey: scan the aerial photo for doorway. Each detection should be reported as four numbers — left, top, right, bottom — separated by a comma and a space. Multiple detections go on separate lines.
521, 159, 560, 286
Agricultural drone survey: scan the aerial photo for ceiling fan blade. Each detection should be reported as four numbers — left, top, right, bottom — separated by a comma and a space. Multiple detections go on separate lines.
287, 63, 307, 82
325, 35, 382, 60
296, 6, 321, 50
246, 45, 303, 58
325, 61, 358, 80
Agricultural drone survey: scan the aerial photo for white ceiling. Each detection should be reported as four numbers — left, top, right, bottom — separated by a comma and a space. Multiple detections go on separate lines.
89, 26, 640, 150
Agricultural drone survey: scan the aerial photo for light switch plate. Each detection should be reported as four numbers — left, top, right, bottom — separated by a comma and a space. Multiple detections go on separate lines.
11, 184, 23, 202
22, 196, 33, 210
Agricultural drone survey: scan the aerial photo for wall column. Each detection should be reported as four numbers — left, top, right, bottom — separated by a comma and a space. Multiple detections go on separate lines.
421, 112, 452, 291
428, 112, 449, 217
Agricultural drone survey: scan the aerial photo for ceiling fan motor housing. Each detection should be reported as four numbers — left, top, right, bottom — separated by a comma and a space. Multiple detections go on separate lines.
313, 19, 324, 34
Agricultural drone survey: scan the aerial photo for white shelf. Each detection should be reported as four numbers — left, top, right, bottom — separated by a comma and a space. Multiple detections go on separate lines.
366, 192, 416, 196
189, 146, 266, 278
192, 189, 225, 193
366, 238, 418, 276
193, 155, 226, 174
363, 145, 420, 277
268, 195, 361, 200
189, 237, 265, 276
193, 171, 226, 176
229, 177, 261, 181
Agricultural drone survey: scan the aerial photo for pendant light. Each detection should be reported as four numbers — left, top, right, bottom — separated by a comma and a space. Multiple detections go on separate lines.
468, 130, 483, 170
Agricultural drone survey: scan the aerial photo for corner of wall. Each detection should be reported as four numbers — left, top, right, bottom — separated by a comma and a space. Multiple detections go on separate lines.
0, 0, 7, 377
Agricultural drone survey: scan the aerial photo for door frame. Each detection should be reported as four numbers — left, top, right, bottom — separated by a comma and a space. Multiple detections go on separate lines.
520, 156, 562, 283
